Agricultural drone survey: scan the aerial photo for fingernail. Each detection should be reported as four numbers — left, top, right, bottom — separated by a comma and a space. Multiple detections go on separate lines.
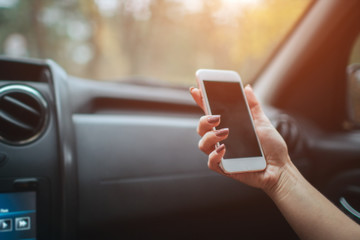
215, 128, 229, 137
207, 115, 220, 123
245, 84, 252, 90
216, 144, 225, 153
189, 87, 194, 92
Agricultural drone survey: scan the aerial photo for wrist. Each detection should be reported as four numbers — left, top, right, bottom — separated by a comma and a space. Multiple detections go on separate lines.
264, 157, 301, 201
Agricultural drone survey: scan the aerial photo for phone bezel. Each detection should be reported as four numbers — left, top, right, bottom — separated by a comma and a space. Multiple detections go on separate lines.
196, 69, 266, 173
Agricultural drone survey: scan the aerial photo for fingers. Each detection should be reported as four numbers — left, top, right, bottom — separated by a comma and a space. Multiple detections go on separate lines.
208, 144, 227, 175
189, 87, 205, 112
198, 128, 229, 155
197, 115, 221, 136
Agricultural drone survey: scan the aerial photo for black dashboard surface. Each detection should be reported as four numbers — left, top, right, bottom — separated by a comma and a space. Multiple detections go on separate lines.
2, 57, 360, 239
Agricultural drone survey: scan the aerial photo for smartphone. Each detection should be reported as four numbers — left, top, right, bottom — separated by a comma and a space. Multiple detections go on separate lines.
196, 69, 266, 173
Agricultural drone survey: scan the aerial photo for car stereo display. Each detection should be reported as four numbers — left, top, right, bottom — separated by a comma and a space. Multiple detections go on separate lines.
0, 192, 36, 240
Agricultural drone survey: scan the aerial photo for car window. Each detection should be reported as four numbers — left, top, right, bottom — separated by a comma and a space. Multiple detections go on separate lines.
0, 0, 311, 86
348, 33, 360, 125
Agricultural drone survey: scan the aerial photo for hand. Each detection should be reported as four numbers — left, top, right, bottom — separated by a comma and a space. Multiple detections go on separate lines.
190, 85, 291, 192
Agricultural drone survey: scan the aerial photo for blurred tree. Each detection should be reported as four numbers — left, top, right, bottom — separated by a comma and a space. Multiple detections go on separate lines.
0, 0, 311, 86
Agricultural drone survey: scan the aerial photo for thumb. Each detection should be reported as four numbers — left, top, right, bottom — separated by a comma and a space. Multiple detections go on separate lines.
244, 85, 272, 126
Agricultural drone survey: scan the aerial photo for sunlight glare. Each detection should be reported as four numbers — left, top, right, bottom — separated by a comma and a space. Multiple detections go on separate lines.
222, 0, 262, 7
180, 0, 262, 13
181, 0, 203, 13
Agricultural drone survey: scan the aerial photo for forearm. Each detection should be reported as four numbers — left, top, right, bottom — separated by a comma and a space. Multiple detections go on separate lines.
266, 160, 360, 240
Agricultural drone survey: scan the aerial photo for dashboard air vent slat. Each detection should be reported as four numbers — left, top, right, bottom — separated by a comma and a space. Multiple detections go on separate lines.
3, 95, 41, 117
0, 110, 34, 131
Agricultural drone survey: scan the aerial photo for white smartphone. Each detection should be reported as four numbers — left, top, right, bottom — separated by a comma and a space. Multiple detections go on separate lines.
196, 69, 266, 173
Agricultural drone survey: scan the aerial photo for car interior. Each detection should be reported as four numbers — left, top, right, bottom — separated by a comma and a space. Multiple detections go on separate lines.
0, 0, 360, 239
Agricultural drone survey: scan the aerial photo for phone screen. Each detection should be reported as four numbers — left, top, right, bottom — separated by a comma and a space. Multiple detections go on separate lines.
203, 80, 262, 159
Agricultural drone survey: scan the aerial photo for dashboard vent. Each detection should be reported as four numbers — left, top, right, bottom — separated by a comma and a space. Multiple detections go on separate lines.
0, 85, 48, 145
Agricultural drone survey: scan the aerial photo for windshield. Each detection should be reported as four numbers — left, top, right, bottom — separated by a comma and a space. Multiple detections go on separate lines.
0, 0, 311, 86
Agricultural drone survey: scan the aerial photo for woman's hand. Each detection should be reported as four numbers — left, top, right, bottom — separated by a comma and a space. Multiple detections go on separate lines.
191, 85, 360, 239
190, 85, 292, 192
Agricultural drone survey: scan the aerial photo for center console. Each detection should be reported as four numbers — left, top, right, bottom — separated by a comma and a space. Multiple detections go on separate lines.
0, 58, 78, 240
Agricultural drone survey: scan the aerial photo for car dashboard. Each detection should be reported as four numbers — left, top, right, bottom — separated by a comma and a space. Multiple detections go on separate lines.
1, 56, 356, 240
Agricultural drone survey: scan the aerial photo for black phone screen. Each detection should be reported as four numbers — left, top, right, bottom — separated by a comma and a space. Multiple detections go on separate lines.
203, 80, 262, 158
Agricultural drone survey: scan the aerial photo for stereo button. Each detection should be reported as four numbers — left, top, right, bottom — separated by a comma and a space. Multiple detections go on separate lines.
15, 217, 31, 231
0, 219, 12, 232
